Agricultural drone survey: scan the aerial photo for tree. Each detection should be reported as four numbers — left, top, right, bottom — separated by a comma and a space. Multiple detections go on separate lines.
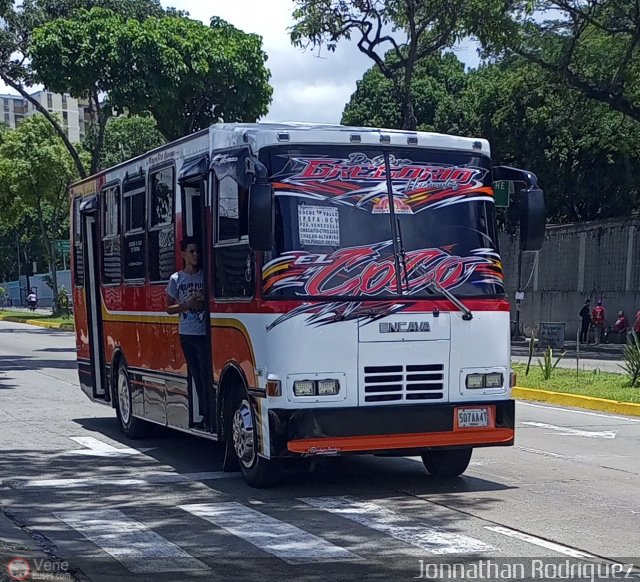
460, 58, 640, 222
487, 0, 640, 124
0, 0, 176, 178
290, 0, 507, 130
89, 115, 166, 170
342, 51, 467, 132
0, 115, 78, 312
344, 52, 640, 222
30, 9, 272, 157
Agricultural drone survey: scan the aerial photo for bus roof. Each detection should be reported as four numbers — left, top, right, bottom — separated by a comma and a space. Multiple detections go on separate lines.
70, 121, 491, 192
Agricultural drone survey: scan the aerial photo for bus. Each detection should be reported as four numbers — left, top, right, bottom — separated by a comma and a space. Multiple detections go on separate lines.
71, 122, 544, 488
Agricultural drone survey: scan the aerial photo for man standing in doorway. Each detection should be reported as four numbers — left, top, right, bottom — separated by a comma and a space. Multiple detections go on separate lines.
166, 237, 210, 430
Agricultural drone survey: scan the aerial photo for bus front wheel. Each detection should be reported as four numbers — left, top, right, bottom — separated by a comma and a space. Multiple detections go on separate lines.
421, 448, 472, 478
115, 362, 151, 439
228, 389, 281, 488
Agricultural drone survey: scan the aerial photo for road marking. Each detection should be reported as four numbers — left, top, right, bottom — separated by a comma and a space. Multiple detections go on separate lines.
520, 421, 616, 439
299, 496, 491, 555
515, 446, 577, 460
179, 502, 356, 564
54, 509, 209, 573
8, 471, 236, 489
485, 526, 596, 558
66, 436, 145, 457
519, 401, 640, 423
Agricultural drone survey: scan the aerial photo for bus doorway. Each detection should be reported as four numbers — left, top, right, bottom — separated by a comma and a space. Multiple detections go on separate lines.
179, 167, 215, 434
80, 200, 107, 401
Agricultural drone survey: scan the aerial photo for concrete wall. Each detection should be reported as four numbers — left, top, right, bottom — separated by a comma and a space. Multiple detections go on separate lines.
1, 270, 72, 308
500, 218, 640, 334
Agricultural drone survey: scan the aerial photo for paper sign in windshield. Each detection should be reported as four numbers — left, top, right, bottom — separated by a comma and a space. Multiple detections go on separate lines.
298, 205, 340, 246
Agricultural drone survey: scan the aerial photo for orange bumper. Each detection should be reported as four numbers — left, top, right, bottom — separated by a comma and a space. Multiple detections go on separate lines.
287, 427, 514, 455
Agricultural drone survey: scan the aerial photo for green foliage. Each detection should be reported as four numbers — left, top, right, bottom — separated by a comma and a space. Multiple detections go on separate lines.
537, 346, 565, 380
30, 9, 272, 144
0, 1, 270, 176
525, 331, 536, 376
342, 52, 467, 131
620, 332, 640, 387
488, 1, 640, 124
0, 115, 77, 308
344, 52, 640, 222
92, 115, 166, 170
291, 0, 508, 129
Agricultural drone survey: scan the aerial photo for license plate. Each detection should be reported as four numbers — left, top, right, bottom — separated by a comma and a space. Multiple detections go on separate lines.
456, 407, 489, 428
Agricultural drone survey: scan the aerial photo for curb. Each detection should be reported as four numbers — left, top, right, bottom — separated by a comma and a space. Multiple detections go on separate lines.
0, 316, 74, 331
513, 386, 640, 417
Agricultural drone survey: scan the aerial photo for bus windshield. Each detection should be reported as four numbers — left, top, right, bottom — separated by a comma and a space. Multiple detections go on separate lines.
262, 145, 503, 300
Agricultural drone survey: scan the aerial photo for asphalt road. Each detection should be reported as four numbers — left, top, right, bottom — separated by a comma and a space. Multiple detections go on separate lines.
0, 320, 639, 582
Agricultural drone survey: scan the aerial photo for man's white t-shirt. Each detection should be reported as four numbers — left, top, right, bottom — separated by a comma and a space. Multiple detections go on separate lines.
166, 270, 206, 336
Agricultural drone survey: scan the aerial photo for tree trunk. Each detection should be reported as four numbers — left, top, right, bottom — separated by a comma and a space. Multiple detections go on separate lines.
0, 74, 87, 179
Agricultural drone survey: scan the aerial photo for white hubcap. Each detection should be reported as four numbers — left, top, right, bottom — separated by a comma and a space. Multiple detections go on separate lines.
232, 400, 255, 468
117, 370, 131, 424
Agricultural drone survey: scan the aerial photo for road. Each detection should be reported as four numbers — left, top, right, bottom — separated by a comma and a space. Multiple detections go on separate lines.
0, 320, 639, 581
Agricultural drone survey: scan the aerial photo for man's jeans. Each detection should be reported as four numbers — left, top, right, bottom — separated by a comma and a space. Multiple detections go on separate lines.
179, 334, 210, 424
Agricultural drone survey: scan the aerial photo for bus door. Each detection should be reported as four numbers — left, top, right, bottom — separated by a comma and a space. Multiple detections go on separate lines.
178, 155, 215, 433
79, 195, 107, 401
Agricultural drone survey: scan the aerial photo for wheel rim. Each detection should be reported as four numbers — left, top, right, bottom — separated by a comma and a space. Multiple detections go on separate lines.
117, 369, 131, 425
232, 400, 255, 468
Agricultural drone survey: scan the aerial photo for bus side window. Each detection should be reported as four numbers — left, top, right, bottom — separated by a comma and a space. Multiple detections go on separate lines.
148, 166, 175, 283
73, 197, 84, 287
101, 184, 122, 285
213, 176, 253, 299
122, 175, 147, 282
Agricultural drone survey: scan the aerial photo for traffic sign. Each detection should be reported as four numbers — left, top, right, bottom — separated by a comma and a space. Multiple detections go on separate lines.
56, 239, 71, 253
493, 181, 513, 208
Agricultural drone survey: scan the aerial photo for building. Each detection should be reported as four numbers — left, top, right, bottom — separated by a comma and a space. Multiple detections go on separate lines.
0, 90, 91, 143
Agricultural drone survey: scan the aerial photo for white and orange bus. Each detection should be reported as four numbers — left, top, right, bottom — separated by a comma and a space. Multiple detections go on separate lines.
71, 122, 544, 487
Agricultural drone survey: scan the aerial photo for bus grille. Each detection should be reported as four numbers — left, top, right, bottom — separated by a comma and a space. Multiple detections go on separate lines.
363, 364, 445, 403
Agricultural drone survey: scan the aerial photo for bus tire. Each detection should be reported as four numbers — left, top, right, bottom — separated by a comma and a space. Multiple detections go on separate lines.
115, 362, 151, 439
228, 388, 281, 488
421, 448, 472, 478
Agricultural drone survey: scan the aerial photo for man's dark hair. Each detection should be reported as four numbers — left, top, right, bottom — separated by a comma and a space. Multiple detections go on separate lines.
180, 237, 199, 251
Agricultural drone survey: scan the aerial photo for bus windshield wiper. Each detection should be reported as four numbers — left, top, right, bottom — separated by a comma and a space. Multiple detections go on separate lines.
428, 279, 473, 321
396, 216, 410, 294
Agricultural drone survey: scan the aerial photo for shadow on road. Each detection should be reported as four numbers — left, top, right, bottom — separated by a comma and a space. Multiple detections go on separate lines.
0, 354, 77, 371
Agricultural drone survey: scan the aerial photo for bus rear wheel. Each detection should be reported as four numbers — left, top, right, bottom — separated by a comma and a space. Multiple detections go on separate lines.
115, 362, 151, 439
421, 448, 472, 478
228, 389, 281, 488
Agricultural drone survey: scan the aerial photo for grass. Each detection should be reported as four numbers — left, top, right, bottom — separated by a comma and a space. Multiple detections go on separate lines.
513, 363, 640, 403
0, 309, 74, 327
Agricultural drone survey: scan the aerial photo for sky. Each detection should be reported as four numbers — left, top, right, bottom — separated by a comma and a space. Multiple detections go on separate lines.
1, 0, 480, 125
165, 0, 480, 124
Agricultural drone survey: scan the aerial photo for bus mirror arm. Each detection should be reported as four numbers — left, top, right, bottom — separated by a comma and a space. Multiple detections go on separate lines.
248, 162, 274, 251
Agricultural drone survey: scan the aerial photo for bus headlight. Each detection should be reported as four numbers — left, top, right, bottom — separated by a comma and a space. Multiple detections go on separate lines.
293, 380, 316, 396
466, 374, 485, 389
465, 372, 504, 389
317, 379, 340, 395
485, 373, 504, 388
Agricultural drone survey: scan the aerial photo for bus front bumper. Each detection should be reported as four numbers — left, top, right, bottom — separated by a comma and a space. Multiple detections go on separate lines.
267, 400, 515, 457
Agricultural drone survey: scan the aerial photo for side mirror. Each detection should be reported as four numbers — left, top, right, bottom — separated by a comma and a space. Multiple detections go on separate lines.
519, 188, 545, 251
248, 182, 274, 251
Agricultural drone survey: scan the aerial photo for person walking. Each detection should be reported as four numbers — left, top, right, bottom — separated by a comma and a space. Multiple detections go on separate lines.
592, 299, 606, 345
165, 237, 210, 430
579, 299, 591, 343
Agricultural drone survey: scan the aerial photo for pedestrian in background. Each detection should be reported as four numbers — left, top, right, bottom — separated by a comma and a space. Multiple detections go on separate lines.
592, 299, 606, 345
579, 298, 591, 343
